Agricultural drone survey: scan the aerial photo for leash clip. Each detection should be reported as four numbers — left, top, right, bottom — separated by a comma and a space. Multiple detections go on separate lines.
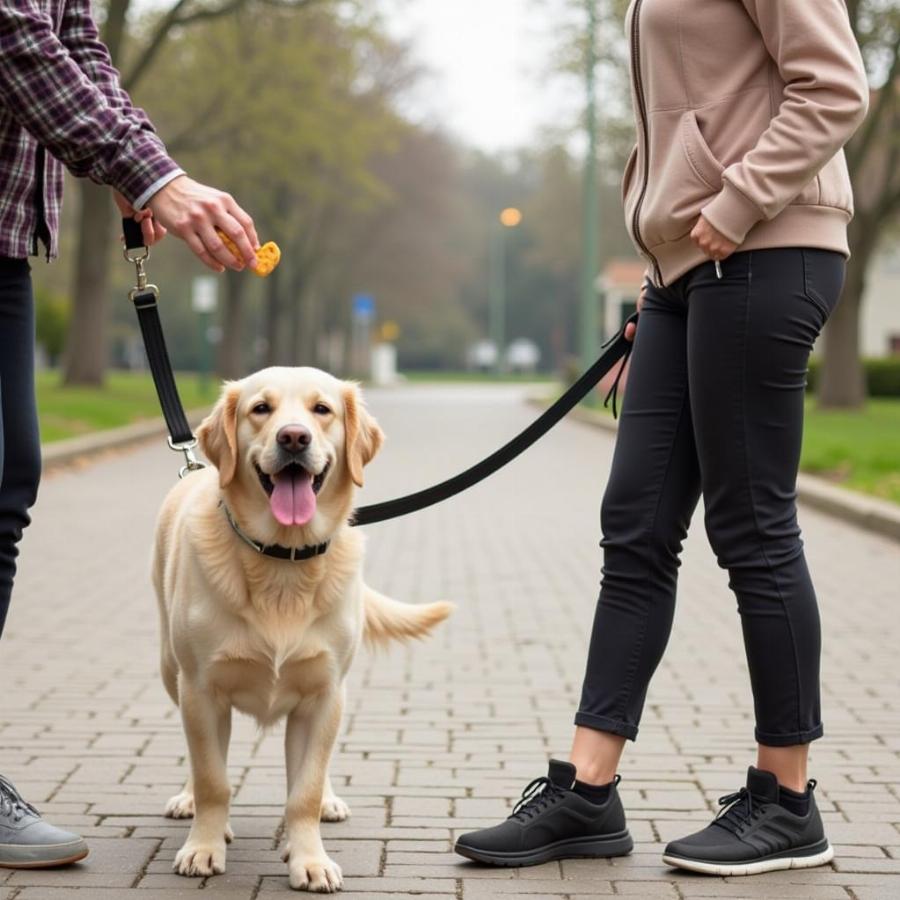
168, 436, 206, 479
124, 244, 161, 304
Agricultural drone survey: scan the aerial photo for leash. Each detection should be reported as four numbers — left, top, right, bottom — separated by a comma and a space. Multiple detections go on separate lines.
122, 217, 637, 526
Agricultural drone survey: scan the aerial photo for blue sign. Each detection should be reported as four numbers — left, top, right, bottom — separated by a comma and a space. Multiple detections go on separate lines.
352, 293, 375, 320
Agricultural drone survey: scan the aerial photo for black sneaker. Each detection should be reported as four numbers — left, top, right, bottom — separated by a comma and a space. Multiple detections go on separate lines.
454, 760, 633, 867
663, 767, 833, 876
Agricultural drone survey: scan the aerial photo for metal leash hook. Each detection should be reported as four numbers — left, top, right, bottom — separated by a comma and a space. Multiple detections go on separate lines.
168, 436, 206, 479
123, 239, 160, 305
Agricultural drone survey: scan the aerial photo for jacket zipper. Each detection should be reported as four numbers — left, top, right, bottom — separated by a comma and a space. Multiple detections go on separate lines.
629, 0, 662, 285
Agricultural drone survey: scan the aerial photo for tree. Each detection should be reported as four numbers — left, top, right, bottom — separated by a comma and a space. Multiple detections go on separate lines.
819, 2, 900, 408
61, 0, 326, 386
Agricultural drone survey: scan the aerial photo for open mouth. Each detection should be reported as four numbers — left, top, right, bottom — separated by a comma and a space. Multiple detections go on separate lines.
255, 461, 330, 526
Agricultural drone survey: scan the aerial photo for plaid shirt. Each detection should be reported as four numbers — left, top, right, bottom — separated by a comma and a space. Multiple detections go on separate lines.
0, 1, 183, 260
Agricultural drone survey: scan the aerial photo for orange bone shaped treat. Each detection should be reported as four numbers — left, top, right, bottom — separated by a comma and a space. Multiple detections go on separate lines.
215, 230, 281, 277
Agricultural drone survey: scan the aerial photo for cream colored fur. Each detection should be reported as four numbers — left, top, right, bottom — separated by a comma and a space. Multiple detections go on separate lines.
152, 367, 453, 892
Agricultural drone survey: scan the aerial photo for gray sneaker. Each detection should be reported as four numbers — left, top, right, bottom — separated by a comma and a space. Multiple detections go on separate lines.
0, 775, 88, 868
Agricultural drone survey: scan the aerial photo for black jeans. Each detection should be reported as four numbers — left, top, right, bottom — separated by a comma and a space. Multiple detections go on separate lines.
576, 247, 844, 747
0, 259, 41, 639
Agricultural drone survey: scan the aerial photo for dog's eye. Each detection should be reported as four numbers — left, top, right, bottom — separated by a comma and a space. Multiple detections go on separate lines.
251, 402, 271, 415
313, 403, 332, 416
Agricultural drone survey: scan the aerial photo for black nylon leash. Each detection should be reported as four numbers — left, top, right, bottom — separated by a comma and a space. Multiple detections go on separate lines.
351, 313, 637, 526
122, 216, 637, 525
123, 217, 205, 476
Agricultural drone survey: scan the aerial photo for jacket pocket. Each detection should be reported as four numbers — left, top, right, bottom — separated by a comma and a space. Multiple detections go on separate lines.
640, 109, 724, 247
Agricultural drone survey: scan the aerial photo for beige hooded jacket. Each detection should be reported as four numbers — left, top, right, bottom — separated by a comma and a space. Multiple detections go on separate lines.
622, 0, 870, 286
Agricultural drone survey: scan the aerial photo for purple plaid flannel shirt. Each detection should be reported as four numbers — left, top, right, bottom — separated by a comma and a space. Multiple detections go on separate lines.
0, 1, 184, 260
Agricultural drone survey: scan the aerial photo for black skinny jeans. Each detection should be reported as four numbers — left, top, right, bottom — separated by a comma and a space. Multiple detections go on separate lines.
576, 247, 844, 747
0, 259, 41, 639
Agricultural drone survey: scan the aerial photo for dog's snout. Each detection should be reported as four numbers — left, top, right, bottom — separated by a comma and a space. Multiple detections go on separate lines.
276, 424, 312, 452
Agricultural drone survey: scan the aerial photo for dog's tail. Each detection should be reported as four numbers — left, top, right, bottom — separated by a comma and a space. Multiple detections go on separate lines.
363, 585, 454, 647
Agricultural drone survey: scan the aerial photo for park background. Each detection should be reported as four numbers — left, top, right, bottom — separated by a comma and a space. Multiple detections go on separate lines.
30, 0, 900, 504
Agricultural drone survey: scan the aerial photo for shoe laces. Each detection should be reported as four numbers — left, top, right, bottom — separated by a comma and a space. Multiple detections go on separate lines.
0, 775, 39, 823
509, 776, 566, 822
713, 787, 764, 834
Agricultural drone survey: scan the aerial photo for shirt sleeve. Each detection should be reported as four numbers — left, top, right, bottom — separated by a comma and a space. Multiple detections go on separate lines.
0, 1, 182, 207
700, 0, 870, 245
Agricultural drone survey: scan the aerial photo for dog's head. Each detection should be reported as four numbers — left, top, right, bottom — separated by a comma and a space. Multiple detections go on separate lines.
197, 367, 383, 531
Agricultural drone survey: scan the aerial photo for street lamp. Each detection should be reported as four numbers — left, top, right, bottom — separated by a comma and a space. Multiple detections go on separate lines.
581, 0, 601, 368
490, 207, 523, 373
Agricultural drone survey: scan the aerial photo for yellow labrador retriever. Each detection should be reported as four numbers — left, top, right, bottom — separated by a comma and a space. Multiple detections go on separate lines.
152, 367, 452, 892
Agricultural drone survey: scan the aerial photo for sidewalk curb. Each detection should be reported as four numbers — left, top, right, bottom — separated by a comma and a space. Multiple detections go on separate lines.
527, 392, 900, 544
42, 408, 211, 472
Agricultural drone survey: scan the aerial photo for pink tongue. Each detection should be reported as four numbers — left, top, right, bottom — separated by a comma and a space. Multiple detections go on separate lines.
270, 469, 317, 526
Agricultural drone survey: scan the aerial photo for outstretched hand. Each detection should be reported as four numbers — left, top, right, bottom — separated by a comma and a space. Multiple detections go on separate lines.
146, 175, 259, 273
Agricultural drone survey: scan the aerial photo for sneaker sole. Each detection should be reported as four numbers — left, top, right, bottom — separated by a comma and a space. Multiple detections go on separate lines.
662, 839, 833, 876
0, 846, 89, 869
455, 829, 634, 867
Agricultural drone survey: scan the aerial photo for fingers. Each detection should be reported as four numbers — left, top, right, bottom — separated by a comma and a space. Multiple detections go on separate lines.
224, 196, 260, 257
625, 321, 637, 342
213, 212, 258, 268
184, 231, 225, 273
198, 222, 248, 271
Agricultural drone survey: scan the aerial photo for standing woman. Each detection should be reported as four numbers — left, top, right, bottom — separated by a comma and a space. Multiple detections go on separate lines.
455, 0, 868, 877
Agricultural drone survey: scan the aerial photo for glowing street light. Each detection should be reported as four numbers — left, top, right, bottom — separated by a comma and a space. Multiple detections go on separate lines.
490, 209, 523, 372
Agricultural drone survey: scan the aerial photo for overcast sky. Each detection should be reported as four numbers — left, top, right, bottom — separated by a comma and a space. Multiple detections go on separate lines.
380, 0, 580, 152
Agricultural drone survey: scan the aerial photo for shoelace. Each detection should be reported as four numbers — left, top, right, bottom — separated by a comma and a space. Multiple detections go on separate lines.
508, 776, 566, 822
0, 775, 39, 823
712, 787, 763, 834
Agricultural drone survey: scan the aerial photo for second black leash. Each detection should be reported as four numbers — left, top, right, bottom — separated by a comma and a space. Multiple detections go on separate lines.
122, 216, 638, 526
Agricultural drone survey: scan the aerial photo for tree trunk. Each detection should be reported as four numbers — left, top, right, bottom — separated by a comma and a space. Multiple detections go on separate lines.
61, 182, 115, 386
217, 270, 246, 378
818, 216, 874, 409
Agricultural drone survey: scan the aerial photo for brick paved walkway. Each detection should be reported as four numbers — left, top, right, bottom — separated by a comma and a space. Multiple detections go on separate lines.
1, 384, 898, 900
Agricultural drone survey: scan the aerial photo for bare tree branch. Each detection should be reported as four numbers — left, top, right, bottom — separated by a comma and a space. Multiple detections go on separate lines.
121, 0, 192, 92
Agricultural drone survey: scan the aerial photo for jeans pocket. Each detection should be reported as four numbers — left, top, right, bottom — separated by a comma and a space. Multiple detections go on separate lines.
800, 248, 845, 327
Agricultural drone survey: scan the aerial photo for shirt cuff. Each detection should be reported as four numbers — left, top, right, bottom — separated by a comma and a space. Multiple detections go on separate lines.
133, 168, 184, 211
700, 180, 765, 245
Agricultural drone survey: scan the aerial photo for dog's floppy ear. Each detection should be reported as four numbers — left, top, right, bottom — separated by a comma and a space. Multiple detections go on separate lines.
197, 382, 241, 488
343, 383, 384, 488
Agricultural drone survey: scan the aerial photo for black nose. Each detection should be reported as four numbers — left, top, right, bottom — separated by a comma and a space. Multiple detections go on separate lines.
276, 424, 312, 452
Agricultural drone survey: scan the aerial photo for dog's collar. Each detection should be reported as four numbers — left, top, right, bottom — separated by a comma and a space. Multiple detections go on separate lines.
220, 502, 329, 561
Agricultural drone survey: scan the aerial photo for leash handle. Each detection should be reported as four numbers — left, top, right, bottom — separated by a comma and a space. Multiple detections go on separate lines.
122, 217, 205, 477
350, 311, 639, 527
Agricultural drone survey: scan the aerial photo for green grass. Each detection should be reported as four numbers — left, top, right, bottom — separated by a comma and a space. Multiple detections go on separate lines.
801, 398, 900, 504
36, 371, 217, 443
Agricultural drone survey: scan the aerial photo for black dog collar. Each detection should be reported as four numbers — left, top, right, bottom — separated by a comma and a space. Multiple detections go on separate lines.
221, 502, 329, 561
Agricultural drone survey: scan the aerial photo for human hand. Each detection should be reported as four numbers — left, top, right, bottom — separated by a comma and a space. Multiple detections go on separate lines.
146, 175, 260, 273
690, 214, 738, 263
113, 189, 167, 247
625, 279, 648, 342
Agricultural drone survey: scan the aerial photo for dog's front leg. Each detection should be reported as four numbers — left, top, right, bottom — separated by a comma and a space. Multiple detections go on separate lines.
282, 688, 344, 892
173, 681, 231, 878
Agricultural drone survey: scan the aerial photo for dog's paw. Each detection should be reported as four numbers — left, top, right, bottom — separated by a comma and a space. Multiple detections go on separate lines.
173, 840, 226, 877
225, 822, 235, 843
164, 790, 195, 819
320, 795, 350, 822
288, 853, 343, 892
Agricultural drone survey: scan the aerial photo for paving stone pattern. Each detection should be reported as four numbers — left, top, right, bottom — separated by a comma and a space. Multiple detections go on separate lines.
1, 384, 898, 899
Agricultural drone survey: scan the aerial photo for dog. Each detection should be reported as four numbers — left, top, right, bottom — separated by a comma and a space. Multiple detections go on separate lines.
152, 367, 453, 892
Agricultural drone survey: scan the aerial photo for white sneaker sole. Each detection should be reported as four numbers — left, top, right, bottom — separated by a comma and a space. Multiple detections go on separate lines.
662, 843, 834, 876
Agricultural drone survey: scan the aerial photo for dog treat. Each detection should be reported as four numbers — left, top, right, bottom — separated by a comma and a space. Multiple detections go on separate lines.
216, 230, 281, 277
